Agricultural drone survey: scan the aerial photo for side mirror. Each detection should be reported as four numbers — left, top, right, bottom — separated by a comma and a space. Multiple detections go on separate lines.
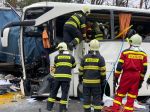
0, 20, 36, 47
1, 28, 10, 47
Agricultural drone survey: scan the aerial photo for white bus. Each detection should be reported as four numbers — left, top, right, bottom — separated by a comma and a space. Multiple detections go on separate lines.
1, 2, 150, 98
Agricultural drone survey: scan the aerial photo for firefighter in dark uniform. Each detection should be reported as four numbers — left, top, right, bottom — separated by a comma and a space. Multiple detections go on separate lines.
93, 22, 104, 41
112, 34, 148, 112
47, 42, 76, 112
79, 39, 106, 112
63, 5, 90, 50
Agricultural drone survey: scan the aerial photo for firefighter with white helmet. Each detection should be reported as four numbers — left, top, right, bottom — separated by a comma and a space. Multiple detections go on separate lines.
57, 42, 68, 51
89, 38, 100, 51
47, 42, 76, 112
112, 34, 148, 112
63, 5, 90, 50
79, 39, 106, 112
82, 5, 90, 15
129, 34, 142, 46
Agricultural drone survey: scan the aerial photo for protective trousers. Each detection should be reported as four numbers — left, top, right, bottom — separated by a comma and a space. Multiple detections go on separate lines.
113, 71, 140, 112
83, 86, 103, 112
63, 25, 82, 48
47, 80, 70, 112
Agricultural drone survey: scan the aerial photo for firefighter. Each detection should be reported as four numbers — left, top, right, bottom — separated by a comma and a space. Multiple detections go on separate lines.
93, 22, 104, 41
79, 39, 106, 112
47, 42, 76, 112
112, 34, 148, 112
63, 5, 90, 50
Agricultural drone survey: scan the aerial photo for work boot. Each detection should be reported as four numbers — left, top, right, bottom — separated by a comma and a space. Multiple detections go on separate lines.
59, 104, 68, 112
47, 108, 55, 112
94, 109, 101, 112
84, 108, 91, 112
47, 101, 54, 111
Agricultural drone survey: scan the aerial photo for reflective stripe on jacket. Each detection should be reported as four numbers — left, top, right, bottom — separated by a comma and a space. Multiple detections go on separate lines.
54, 52, 76, 81
65, 12, 86, 38
115, 48, 147, 79
79, 51, 106, 86
65, 13, 86, 29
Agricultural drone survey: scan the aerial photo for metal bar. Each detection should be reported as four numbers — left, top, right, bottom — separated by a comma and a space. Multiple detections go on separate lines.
110, 10, 114, 39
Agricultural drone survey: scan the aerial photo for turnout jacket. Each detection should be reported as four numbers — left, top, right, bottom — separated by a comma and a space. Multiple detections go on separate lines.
65, 12, 86, 38
79, 51, 106, 86
54, 51, 76, 81
115, 47, 148, 80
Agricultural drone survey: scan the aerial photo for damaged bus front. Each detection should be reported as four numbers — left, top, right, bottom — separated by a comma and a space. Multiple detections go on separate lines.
1, 2, 150, 98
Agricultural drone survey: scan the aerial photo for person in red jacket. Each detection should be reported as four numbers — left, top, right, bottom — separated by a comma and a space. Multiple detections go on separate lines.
112, 34, 148, 112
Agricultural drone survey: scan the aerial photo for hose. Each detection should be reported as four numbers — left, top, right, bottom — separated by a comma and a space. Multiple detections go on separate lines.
103, 25, 133, 96
103, 38, 125, 96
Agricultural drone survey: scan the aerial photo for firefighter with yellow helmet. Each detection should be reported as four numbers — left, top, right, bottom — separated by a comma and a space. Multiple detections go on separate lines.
79, 39, 106, 112
47, 42, 76, 112
112, 34, 148, 112
63, 5, 90, 50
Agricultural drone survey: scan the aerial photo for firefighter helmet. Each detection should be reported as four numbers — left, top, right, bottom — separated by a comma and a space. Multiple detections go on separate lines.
57, 42, 68, 50
82, 5, 90, 15
89, 39, 100, 51
129, 34, 142, 46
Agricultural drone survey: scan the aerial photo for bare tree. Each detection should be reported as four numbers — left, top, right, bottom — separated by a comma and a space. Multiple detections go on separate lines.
126, 0, 128, 7
75, 0, 83, 3
116, 0, 129, 7
78, 0, 105, 4
91, 0, 104, 4
140, 0, 144, 8
15, 0, 73, 8
6, 0, 17, 7
96, 0, 105, 5
145, 0, 150, 9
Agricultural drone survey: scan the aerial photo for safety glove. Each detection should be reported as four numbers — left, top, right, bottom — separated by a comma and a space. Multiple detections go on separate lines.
114, 76, 118, 87
147, 77, 150, 85
138, 80, 144, 89
72, 38, 80, 47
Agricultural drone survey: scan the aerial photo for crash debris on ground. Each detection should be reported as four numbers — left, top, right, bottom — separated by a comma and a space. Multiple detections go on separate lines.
0, 74, 24, 104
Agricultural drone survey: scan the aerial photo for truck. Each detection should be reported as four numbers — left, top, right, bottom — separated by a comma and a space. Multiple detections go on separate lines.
1, 2, 150, 98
